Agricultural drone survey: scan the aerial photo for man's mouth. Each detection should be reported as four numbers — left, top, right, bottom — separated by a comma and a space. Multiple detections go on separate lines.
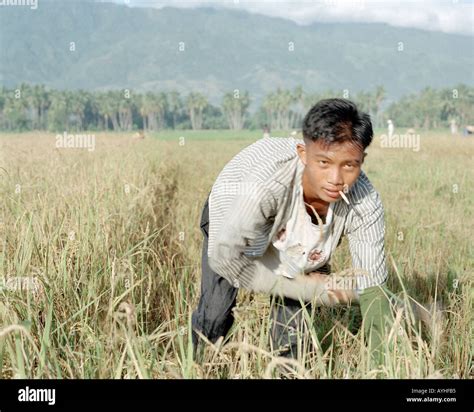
323, 188, 341, 199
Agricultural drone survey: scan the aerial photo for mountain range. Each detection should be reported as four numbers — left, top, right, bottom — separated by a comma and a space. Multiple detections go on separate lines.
1, 0, 473, 110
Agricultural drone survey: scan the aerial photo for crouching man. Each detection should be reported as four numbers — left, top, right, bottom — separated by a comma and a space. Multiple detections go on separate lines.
192, 98, 395, 365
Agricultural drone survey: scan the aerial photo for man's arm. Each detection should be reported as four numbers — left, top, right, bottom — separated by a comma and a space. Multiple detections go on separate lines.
346, 189, 394, 365
346, 189, 388, 289
250, 268, 359, 305
207, 179, 278, 289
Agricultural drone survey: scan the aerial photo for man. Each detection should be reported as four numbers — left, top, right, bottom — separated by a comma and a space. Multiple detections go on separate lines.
387, 119, 394, 139
262, 124, 270, 139
192, 98, 395, 363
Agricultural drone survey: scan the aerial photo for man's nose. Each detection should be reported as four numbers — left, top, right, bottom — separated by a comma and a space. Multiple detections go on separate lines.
327, 167, 343, 187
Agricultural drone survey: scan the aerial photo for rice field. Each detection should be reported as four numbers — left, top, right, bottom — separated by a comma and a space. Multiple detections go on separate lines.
0, 130, 472, 379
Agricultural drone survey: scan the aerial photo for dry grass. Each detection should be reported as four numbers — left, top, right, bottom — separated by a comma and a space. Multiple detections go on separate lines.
0, 130, 472, 379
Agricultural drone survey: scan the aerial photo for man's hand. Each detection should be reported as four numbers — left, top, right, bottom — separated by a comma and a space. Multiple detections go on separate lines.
306, 271, 359, 305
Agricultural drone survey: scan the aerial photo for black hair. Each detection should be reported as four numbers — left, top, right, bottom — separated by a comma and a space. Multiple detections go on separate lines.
302, 98, 373, 150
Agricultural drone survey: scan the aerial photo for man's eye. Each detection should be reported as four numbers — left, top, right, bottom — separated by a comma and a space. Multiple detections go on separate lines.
344, 164, 355, 169
318, 160, 328, 166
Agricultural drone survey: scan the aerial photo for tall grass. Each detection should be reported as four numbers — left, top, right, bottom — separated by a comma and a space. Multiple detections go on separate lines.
0, 131, 472, 378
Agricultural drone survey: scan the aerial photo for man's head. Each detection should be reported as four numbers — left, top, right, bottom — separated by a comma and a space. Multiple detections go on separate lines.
296, 98, 373, 204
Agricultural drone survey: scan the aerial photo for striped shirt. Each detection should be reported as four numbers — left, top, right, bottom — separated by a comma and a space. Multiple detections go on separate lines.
207, 136, 388, 296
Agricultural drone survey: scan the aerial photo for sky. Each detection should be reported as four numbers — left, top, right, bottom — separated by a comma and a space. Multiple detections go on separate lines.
99, 0, 474, 36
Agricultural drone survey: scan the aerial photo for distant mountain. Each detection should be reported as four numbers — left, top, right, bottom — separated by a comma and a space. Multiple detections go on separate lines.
1, 0, 473, 110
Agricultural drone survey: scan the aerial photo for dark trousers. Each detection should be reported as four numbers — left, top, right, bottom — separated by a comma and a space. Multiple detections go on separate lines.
191, 193, 320, 359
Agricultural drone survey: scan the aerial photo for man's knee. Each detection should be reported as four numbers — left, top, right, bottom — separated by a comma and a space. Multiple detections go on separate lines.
192, 303, 235, 345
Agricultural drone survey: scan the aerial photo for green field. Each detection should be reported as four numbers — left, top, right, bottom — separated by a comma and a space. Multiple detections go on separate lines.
0, 130, 472, 378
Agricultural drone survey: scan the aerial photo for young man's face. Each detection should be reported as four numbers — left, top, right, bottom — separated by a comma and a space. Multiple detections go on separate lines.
296, 139, 365, 204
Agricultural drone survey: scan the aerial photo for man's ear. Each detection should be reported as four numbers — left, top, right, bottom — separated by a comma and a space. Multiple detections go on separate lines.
296, 143, 307, 166
361, 151, 368, 164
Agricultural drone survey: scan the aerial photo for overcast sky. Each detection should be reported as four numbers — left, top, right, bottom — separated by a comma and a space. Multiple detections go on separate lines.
102, 0, 474, 36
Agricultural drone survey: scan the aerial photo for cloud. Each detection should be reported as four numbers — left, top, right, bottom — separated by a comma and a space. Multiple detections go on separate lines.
115, 0, 474, 36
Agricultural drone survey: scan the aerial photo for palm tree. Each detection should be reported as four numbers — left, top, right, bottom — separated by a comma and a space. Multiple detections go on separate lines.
3, 91, 28, 130
167, 90, 182, 129
26, 84, 50, 130
291, 85, 305, 128
137, 93, 150, 131
186, 92, 208, 130
418, 87, 442, 129
273, 88, 293, 130
154, 92, 168, 130
47, 90, 68, 131
96, 91, 120, 131
28, 84, 41, 129
262, 92, 277, 130
96, 92, 110, 131
118, 91, 134, 131
106, 91, 121, 131
68, 90, 87, 130
373, 85, 386, 128
221, 90, 251, 130
143, 92, 167, 131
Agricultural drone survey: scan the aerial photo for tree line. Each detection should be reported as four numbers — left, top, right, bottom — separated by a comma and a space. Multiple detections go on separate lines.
0, 83, 472, 132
